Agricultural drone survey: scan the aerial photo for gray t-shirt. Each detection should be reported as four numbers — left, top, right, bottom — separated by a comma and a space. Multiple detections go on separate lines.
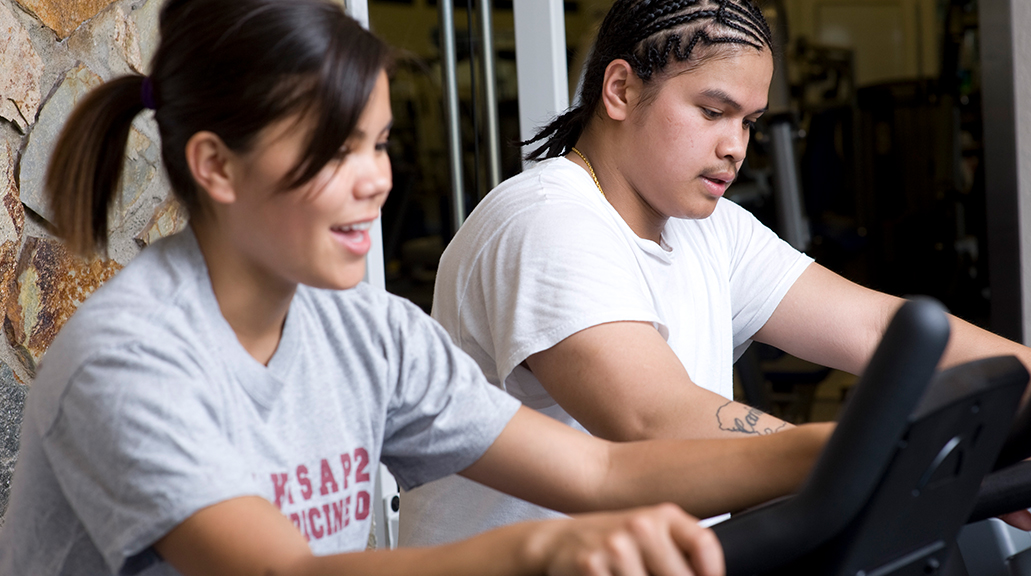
0, 230, 520, 575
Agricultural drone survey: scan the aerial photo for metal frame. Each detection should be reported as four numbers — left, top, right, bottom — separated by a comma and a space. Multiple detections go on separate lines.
346, 0, 398, 549
513, 0, 569, 167
979, 0, 1027, 343
348, 1, 385, 291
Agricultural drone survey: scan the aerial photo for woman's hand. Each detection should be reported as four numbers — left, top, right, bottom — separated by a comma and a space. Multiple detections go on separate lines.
529, 504, 724, 576
155, 496, 722, 576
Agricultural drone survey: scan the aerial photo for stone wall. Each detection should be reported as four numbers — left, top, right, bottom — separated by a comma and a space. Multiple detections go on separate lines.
0, 0, 180, 521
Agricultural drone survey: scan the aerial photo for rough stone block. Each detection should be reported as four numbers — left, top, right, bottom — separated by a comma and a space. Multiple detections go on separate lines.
19, 64, 102, 223
0, 141, 25, 329
68, 3, 143, 75
130, 0, 161, 73
135, 195, 187, 248
4, 237, 122, 376
20, 61, 162, 228
0, 1, 45, 131
0, 360, 26, 521
15, 0, 119, 39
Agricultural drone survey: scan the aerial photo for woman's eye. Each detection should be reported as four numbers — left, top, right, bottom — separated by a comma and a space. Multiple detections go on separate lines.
334, 147, 352, 160
375, 139, 390, 152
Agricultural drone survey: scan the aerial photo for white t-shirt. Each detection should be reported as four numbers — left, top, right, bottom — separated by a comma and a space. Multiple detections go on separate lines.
399, 157, 813, 545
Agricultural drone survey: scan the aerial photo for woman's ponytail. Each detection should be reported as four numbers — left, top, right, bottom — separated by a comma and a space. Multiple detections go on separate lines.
44, 75, 148, 256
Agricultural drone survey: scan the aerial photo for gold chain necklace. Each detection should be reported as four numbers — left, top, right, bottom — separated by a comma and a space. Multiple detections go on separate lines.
570, 147, 604, 196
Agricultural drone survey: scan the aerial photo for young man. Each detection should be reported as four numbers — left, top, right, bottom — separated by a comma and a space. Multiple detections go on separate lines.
400, 0, 1031, 546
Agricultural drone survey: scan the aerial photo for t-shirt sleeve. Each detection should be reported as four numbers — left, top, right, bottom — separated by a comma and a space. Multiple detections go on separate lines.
463, 201, 662, 385
39, 342, 261, 574
720, 200, 814, 351
379, 298, 522, 491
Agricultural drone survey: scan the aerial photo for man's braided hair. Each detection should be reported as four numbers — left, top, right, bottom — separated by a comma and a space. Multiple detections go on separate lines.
523, 0, 773, 161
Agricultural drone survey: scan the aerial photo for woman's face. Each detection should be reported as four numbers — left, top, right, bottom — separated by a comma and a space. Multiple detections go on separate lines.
620, 48, 773, 220
224, 70, 393, 291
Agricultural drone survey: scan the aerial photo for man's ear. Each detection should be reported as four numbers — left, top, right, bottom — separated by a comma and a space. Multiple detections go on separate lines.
600, 59, 641, 122
185, 131, 238, 205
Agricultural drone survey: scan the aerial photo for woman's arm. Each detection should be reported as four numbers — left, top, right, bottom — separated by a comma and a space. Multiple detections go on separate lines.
154, 493, 724, 576
462, 406, 830, 521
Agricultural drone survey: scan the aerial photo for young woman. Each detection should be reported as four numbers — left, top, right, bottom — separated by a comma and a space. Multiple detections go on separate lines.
0, 0, 835, 574
400, 0, 1031, 546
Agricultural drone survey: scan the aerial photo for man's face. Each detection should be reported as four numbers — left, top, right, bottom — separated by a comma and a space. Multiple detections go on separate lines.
621, 48, 774, 221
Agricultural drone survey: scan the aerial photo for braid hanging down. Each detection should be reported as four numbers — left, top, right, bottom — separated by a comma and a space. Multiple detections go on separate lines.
523, 0, 773, 162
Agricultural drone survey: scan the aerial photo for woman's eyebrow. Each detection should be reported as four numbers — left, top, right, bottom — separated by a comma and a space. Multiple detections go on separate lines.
352, 120, 394, 141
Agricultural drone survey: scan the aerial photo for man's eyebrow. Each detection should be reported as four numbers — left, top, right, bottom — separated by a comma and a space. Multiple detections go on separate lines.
700, 88, 768, 115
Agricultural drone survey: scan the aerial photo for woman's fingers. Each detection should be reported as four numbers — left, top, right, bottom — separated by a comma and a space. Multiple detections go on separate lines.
625, 506, 694, 576
664, 505, 725, 576
546, 504, 724, 576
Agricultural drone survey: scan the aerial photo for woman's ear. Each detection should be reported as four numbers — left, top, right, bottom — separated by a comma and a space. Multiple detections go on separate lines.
600, 59, 641, 122
185, 131, 237, 205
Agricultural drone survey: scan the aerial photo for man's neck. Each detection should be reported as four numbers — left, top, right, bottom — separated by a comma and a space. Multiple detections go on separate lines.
570, 134, 668, 244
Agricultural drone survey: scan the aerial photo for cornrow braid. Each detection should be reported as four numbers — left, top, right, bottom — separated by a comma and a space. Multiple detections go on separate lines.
523, 0, 773, 162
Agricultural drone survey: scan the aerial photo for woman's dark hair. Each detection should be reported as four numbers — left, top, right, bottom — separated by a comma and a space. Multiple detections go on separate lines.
45, 0, 390, 255
524, 0, 773, 161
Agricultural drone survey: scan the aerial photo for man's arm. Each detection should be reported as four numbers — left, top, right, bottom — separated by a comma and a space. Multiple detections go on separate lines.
754, 262, 1031, 530
754, 263, 1031, 395
525, 321, 791, 441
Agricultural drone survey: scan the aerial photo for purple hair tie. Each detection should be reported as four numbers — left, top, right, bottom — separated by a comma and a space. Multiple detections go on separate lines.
141, 77, 157, 110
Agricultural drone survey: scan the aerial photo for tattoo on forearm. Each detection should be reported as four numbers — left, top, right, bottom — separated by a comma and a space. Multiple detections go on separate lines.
716, 401, 788, 435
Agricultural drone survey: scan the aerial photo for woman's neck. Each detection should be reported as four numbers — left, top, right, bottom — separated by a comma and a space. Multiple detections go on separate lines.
190, 221, 295, 366
569, 134, 667, 244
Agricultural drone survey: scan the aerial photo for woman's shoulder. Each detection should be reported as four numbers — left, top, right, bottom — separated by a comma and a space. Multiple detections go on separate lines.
39, 232, 221, 384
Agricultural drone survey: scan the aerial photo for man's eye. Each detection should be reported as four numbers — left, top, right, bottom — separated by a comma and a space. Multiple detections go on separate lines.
701, 108, 721, 119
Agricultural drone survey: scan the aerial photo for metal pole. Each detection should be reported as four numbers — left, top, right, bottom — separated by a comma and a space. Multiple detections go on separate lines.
346, 0, 385, 291
478, 0, 502, 190
766, 0, 808, 251
769, 121, 809, 251
439, 0, 466, 229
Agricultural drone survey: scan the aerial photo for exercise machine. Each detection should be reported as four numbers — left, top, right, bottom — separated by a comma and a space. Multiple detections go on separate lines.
715, 298, 1031, 575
